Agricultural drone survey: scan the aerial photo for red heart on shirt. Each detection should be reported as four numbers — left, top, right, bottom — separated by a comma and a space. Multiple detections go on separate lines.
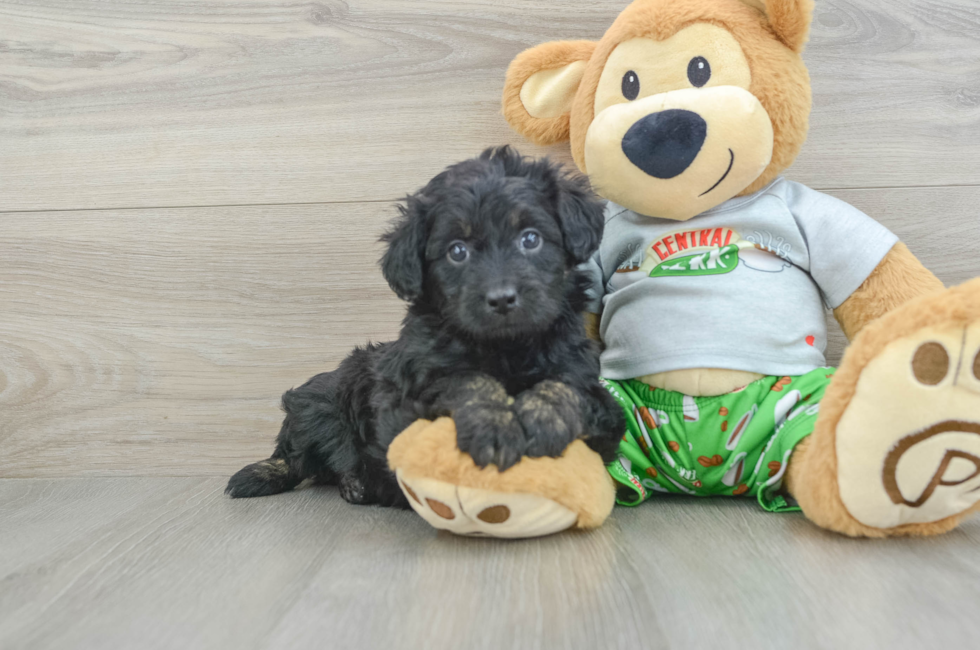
805, 335, 815, 346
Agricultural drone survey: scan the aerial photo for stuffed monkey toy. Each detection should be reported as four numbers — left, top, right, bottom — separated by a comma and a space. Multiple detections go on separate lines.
388, 0, 980, 538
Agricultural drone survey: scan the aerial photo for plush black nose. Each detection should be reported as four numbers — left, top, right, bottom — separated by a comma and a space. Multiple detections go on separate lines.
621, 109, 707, 179
486, 287, 519, 314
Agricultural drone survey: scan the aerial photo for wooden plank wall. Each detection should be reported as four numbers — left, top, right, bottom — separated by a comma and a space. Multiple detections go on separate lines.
2, 0, 979, 477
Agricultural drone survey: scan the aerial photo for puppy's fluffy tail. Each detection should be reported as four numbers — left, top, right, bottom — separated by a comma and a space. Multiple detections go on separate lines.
226, 457, 299, 498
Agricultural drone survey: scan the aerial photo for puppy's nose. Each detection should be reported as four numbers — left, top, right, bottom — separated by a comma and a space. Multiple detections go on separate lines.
486, 287, 519, 314
621, 109, 707, 179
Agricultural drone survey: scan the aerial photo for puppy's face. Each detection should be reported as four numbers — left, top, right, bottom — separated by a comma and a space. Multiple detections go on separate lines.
425, 177, 568, 338
381, 147, 605, 340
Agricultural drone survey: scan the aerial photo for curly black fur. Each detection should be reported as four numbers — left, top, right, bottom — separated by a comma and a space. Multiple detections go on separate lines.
227, 147, 625, 507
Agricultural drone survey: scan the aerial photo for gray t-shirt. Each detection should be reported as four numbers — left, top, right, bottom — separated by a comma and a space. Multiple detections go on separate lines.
583, 177, 898, 379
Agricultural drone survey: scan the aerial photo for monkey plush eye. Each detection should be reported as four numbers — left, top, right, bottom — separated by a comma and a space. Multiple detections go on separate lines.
687, 56, 711, 87
621, 70, 640, 100
447, 241, 469, 263
520, 229, 541, 250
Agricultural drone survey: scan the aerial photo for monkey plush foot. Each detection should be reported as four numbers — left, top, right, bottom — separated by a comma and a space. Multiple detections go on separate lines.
792, 278, 980, 536
387, 418, 614, 538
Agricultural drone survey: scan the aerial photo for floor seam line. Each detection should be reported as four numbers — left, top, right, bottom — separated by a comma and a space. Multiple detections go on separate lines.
2, 183, 980, 214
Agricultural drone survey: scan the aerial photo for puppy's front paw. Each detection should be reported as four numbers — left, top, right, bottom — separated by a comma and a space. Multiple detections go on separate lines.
339, 472, 369, 504
515, 382, 582, 458
454, 404, 527, 471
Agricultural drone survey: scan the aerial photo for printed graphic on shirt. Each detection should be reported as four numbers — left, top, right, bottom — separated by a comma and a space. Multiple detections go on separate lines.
635, 227, 793, 278
649, 243, 741, 277
614, 241, 646, 274
739, 246, 792, 273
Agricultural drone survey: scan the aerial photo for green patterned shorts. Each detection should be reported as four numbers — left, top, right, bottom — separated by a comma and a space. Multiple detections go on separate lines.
602, 367, 835, 512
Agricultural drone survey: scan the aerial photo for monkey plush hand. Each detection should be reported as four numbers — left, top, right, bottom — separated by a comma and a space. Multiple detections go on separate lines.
392, 0, 980, 539
389, 419, 615, 537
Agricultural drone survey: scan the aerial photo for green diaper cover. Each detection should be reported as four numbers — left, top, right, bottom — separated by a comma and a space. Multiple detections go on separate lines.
603, 368, 835, 512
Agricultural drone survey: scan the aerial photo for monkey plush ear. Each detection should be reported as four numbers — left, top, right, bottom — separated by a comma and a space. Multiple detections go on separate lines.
502, 40, 596, 145
380, 198, 428, 302
756, 0, 814, 53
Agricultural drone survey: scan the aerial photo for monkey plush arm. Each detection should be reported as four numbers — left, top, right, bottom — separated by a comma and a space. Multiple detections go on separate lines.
584, 312, 602, 342
832, 242, 944, 340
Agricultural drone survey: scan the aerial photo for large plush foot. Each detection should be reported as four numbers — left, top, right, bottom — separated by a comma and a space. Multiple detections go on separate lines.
792, 278, 980, 536
387, 418, 614, 538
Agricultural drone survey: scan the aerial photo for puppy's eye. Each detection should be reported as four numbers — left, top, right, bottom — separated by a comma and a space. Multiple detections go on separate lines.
520, 230, 541, 251
687, 56, 711, 88
621, 70, 639, 101
447, 241, 469, 264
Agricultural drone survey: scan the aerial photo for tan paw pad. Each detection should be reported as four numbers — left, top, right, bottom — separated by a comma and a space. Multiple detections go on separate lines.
456, 486, 577, 538
837, 324, 980, 528
396, 470, 577, 538
396, 473, 468, 533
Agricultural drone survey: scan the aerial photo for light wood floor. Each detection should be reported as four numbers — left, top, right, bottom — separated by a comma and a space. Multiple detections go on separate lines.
4, 478, 980, 650
2, 1, 980, 648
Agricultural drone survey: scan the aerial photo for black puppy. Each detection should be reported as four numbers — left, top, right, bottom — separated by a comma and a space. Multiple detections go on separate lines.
227, 147, 624, 507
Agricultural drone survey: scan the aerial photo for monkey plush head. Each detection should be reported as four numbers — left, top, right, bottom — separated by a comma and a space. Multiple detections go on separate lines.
503, 0, 813, 221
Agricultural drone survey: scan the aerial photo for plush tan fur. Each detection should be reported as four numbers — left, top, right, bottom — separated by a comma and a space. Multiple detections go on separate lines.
521, 61, 588, 119
639, 368, 765, 397
584, 311, 601, 342
571, 0, 811, 198
502, 0, 812, 197
833, 242, 946, 340
387, 417, 616, 528
786, 277, 980, 537
762, 0, 815, 53
502, 41, 596, 145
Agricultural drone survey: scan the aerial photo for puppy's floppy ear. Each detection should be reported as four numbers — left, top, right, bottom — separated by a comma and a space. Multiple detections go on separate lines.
553, 170, 605, 265
502, 40, 596, 146
380, 196, 428, 302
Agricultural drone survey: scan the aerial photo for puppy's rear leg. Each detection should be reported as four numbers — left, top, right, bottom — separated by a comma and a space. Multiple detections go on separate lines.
227, 381, 333, 499
227, 375, 360, 499
226, 454, 301, 498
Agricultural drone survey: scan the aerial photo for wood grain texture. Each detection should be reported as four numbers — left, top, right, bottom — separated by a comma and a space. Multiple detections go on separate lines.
1, 0, 979, 212
2, 187, 978, 477
2, 478, 979, 650
0, 203, 404, 477
2, 3, 979, 645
